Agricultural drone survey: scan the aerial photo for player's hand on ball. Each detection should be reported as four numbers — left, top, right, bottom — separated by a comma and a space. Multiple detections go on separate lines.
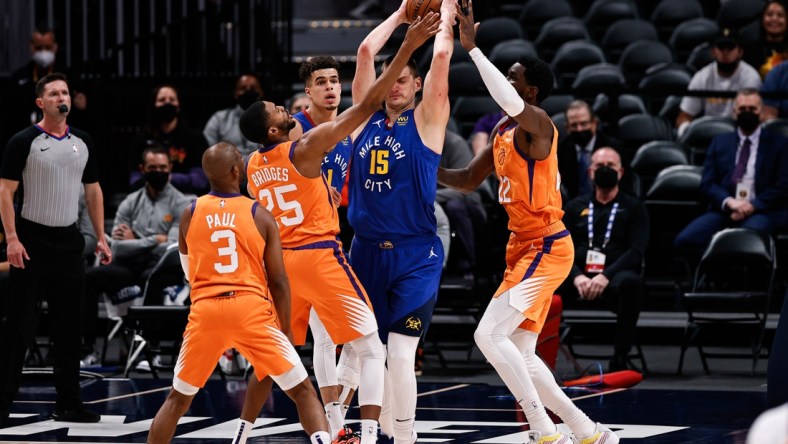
402, 12, 442, 51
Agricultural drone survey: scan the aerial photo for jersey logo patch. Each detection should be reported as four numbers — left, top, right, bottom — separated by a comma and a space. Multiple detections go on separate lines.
219, 200, 226, 208
396, 116, 408, 126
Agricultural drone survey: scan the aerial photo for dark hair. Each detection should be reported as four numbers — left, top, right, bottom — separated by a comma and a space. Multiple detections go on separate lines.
382, 55, 420, 78
141, 144, 170, 165
565, 99, 596, 121
239, 101, 270, 145
518, 56, 554, 104
32, 22, 55, 40
146, 84, 180, 131
299, 56, 341, 83
35, 72, 68, 97
762, 1, 788, 34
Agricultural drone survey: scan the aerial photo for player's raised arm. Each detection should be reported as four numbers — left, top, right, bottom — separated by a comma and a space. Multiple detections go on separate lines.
352, 0, 410, 105
300, 13, 440, 157
456, 0, 553, 160
417, 0, 455, 133
255, 205, 291, 338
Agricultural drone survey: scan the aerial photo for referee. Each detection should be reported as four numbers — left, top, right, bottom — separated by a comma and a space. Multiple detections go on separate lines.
0, 73, 111, 424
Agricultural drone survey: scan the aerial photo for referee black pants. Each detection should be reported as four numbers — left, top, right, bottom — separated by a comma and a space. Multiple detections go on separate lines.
0, 219, 86, 415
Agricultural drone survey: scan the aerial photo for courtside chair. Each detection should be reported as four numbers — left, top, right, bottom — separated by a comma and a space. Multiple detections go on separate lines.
651, 0, 705, 42
489, 39, 539, 73
630, 140, 689, 197
551, 43, 607, 89
519, 0, 574, 38
534, 17, 590, 63
685, 42, 714, 73
618, 40, 675, 87
678, 116, 736, 165
601, 19, 659, 63
584, 0, 639, 42
475, 17, 524, 54
669, 18, 720, 64
678, 228, 776, 375
717, 0, 767, 30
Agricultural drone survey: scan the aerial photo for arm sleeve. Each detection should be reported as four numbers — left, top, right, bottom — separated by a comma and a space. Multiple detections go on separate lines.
468, 48, 525, 117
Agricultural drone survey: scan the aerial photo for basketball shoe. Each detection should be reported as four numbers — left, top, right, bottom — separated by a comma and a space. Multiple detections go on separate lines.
571, 423, 620, 444
528, 430, 570, 443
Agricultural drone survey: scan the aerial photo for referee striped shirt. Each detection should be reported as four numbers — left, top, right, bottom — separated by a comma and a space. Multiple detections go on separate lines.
1, 124, 98, 227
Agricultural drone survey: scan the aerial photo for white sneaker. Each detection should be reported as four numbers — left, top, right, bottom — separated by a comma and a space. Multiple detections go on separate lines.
571, 423, 620, 444
135, 355, 163, 372
528, 430, 570, 443
80, 352, 100, 368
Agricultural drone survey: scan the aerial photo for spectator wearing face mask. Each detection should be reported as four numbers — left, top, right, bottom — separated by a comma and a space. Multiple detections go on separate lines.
203, 74, 264, 158
82, 146, 191, 361
559, 147, 648, 372
129, 84, 209, 195
557, 100, 621, 200
674, 89, 788, 266
676, 28, 762, 137
0, 24, 91, 150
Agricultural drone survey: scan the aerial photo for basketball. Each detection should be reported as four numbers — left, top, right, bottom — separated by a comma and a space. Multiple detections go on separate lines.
405, 0, 442, 22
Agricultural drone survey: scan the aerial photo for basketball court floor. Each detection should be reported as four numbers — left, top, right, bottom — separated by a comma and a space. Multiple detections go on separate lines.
0, 376, 764, 443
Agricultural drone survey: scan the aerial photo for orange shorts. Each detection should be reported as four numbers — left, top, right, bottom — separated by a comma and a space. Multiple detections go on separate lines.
175, 293, 299, 388
494, 230, 573, 334
284, 242, 378, 346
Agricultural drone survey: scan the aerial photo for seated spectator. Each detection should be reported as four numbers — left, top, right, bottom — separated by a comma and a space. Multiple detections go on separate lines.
288, 92, 311, 114
469, 109, 505, 156
129, 84, 209, 195
559, 147, 648, 372
437, 130, 487, 280
82, 146, 190, 361
557, 100, 621, 200
203, 73, 264, 158
761, 60, 788, 119
742, 0, 788, 79
676, 29, 762, 137
674, 89, 788, 266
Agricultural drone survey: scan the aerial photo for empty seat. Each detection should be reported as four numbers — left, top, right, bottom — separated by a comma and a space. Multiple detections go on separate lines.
651, 0, 704, 41
551, 41, 607, 89
618, 40, 675, 86
571, 63, 626, 99
593, 93, 649, 126
762, 118, 788, 138
685, 42, 714, 73
678, 116, 736, 165
551, 112, 568, 143
670, 18, 720, 63
585, 0, 639, 41
417, 39, 471, 75
448, 62, 485, 96
476, 17, 525, 54
539, 94, 575, 118
601, 19, 659, 63
638, 65, 693, 113
489, 39, 538, 72
535, 17, 590, 63
631, 140, 689, 196
617, 113, 674, 157
451, 96, 501, 139
717, 0, 768, 29
658, 95, 683, 123
678, 228, 776, 374
519, 0, 574, 37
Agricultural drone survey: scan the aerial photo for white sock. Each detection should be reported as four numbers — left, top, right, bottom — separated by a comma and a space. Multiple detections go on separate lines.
230, 419, 253, 444
310, 431, 332, 444
341, 403, 350, 421
360, 419, 378, 444
519, 397, 557, 435
325, 402, 344, 440
393, 417, 415, 444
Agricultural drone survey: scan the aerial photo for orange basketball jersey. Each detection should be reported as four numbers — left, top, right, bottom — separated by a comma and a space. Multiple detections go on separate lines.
247, 141, 339, 248
492, 119, 565, 235
186, 193, 268, 303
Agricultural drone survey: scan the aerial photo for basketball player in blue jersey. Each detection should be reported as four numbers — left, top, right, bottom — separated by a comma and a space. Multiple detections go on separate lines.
342, 1, 455, 443
290, 56, 351, 195
289, 55, 356, 438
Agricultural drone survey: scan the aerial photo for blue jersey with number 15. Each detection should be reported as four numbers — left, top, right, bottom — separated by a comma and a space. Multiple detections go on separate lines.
348, 109, 439, 240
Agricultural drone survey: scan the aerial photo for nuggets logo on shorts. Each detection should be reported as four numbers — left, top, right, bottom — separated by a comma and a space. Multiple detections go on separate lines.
379, 240, 394, 249
405, 316, 422, 331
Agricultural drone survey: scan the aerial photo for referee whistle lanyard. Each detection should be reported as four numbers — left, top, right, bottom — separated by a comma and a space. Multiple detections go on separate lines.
588, 201, 619, 251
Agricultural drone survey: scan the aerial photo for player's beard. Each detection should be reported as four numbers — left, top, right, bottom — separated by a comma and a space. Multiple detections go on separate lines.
280, 118, 296, 132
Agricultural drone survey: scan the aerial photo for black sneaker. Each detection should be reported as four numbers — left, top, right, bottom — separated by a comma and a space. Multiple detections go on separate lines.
51, 407, 101, 423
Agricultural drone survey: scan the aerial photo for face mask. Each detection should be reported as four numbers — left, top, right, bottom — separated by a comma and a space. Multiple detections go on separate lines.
237, 90, 262, 110
593, 165, 619, 189
716, 60, 740, 75
144, 171, 169, 191
736, 110, 760, 134
32, 50, 55, 68
570, 129, 593, 147
152, 103, 178, 124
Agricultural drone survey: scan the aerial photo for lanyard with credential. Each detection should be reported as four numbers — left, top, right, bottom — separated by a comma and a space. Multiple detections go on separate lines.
588, 201, 619, 251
